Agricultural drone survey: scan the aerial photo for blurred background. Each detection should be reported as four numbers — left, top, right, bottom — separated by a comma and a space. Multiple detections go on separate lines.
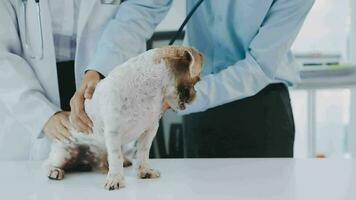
148, 0, 356, 159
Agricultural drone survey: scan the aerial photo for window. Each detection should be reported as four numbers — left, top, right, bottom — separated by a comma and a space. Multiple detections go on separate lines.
292, 0, 351, 62
315, 89, 351, 158
291, 0, 354, 158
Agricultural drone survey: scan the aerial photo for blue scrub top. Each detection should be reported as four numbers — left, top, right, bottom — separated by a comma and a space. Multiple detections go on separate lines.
89, 0, 315, 115
178, 0, 315, 115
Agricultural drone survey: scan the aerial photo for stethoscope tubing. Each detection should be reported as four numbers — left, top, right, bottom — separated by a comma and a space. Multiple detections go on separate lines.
169, 0, 204, 45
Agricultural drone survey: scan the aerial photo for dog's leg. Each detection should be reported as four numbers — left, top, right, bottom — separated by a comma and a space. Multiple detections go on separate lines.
43, 143, 73, 180
122, 145, 133, 168
123, 155, 133, 168
136, 121, 160, 179
103, 127, 125, 190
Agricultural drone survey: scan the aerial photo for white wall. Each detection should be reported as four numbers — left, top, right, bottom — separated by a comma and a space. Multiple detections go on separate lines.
349, 0, 356, 157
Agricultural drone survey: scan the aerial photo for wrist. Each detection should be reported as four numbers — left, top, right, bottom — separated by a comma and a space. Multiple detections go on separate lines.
85, 70, 104, 80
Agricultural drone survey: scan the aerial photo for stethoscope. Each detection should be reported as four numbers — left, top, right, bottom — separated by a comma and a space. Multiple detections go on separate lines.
22, 0, 44, 59
20, 0, 204, 60
169, 0, 204, 45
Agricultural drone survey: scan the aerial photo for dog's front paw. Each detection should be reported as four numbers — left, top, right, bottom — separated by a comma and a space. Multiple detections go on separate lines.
138, 167, 160, 179
105, 173, 125, 190
48, 167, 65, 180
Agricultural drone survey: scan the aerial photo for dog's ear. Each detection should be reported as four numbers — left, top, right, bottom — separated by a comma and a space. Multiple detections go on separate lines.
185, 49, 201, 78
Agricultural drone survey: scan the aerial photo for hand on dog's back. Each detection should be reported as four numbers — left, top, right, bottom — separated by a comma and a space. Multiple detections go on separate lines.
70, 70, 103, 134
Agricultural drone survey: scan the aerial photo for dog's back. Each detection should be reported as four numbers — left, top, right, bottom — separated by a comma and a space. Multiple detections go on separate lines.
71, 49, 168, 144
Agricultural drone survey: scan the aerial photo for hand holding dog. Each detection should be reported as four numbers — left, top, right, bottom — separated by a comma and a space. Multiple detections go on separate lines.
162, 101, 170, 112
44, 47, 203, 190
70, 70, 102, 134
44, 111, 72, 144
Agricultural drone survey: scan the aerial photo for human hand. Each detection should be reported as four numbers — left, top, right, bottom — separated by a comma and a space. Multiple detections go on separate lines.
44, 111, 73, 144
70, 70, 102, 134
162, 101, 171, 112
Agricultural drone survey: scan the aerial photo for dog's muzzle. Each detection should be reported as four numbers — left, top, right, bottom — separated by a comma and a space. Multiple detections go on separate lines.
178, 102, 186, 110
178, 86, 191, 110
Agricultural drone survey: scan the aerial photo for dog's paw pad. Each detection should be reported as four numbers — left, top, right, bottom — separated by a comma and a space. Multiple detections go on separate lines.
123, 159, 133, 168
139, 168, 160, 179
104, 174, 125, 190
48, 168, 64, 180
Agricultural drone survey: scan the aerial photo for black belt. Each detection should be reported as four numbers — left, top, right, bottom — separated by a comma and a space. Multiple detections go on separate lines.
56, 61, 76, 111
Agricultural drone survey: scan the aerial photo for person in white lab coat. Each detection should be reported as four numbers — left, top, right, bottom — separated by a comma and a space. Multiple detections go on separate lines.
0, 0, 171, 160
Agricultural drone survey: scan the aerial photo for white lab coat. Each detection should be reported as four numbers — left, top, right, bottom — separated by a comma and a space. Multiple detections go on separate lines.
0, 0, 171, 160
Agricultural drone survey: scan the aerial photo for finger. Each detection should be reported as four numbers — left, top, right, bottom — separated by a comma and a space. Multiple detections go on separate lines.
70, 116, 84, 131
53, 132, 68, 144
71, 99, 93, 133
53, 135, 62, 144
84, 83, 96, 99
57, 125, 71, 139
75, 111, 92, 133
73, 117, 91, 134
46, 129, 61, 143
58, 135, 70, 144
70, 92, 84, 112
59, 117, 76, 142
56, 126, 71, 144
74, 103, 93, 130
60, 115, 72, 130
73, 95, 92, 127
162, 102, 170, 111
78, 113, 93, 132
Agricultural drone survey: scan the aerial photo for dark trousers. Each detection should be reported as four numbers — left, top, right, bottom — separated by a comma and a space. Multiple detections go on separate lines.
56, 61, 76, 111
183, 83, 295, 158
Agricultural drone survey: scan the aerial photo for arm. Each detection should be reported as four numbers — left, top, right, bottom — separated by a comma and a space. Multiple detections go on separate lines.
0, 0, 60, 138
179, 0, 315, 115
86, 0, 173, 76
70, 0, 172, 132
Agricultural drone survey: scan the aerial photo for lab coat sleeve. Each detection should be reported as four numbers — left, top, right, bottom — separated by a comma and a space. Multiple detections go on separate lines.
86, 0, 173, 76
0, 1, 60, 138
178, 0, 315, 115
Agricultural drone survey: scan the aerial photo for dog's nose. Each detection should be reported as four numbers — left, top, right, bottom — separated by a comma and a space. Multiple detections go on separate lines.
179, 102, 186, 110
179, 86, 190, 103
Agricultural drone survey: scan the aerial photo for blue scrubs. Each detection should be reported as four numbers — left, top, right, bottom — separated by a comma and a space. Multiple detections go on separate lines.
180, 0, 315, 114
181, 0, 314, 157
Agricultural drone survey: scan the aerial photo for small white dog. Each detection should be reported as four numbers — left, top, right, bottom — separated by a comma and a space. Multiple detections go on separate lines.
44, 46, 203, 190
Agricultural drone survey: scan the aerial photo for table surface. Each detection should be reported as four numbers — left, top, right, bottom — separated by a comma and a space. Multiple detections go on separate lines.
1, 159, 355, 200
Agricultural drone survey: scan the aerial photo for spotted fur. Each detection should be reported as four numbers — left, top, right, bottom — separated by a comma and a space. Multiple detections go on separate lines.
43, 46, 203, 190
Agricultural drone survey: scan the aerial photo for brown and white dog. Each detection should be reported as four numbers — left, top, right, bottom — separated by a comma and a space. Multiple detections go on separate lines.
43, 46, 203, 190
